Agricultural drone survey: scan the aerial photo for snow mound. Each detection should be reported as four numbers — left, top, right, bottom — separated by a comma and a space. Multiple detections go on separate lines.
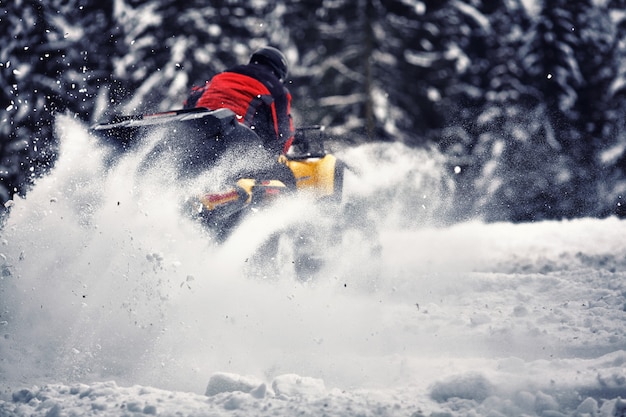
3, 365, 626, 417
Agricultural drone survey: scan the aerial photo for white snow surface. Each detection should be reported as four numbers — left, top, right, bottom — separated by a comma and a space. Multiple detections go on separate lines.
0, 116, 625, 416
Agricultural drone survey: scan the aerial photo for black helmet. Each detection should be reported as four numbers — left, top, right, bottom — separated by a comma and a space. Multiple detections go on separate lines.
249, 46, 288, 81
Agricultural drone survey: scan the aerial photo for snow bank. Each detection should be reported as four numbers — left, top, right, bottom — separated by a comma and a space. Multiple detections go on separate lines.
2, 361, 626, 417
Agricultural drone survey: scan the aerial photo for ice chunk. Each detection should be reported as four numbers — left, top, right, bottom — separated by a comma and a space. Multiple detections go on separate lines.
205, 372, 265, 397
576, 397, 598, 416
430, 372, 493, 402
271, 374, 326, 398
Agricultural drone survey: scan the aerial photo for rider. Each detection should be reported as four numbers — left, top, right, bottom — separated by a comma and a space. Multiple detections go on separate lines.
184, 46, 294, 155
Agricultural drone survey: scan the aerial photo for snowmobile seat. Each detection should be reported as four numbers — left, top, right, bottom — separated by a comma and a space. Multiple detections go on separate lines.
91, 108, 265, 177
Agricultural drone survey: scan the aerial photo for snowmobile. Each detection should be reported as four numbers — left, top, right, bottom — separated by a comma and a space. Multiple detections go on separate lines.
90, 107, 345, 276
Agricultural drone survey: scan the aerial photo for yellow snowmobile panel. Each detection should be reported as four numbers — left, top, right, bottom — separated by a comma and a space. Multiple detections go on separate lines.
284, 154, 337, 198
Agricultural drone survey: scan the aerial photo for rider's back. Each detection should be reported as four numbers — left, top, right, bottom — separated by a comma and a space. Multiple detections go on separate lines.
184, 47, 295, 155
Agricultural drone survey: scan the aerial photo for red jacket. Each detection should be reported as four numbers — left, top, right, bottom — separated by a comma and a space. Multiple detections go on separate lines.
185, 64, 294, 154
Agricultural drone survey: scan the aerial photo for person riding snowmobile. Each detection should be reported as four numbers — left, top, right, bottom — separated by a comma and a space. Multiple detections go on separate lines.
90, 47, 343, 261
183, 46, 294, 156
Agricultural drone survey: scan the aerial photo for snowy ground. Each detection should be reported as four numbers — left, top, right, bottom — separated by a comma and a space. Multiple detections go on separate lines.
0, 116, 625, 416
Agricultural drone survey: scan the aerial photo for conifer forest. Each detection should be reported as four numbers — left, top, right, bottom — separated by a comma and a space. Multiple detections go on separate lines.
2, 0, 626, 223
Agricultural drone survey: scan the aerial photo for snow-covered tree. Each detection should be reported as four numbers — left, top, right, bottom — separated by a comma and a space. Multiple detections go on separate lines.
0, 0, 117, 201
284, 0, 374, 140
490, 0, 623, 220
108, 0, 293, 115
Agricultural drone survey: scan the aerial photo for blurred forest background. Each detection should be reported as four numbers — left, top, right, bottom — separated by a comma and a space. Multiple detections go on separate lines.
2, 0, 626, 223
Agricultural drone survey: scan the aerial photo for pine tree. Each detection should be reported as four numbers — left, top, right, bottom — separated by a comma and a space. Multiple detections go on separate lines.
109, 0, 292, 114
512, 0, 618, 219
428, 0, 531, 221
0, 0, 117, 201
284, 0, 374, 141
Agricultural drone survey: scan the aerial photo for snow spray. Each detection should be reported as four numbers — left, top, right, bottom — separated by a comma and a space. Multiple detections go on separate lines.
0, 114, 456, 394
